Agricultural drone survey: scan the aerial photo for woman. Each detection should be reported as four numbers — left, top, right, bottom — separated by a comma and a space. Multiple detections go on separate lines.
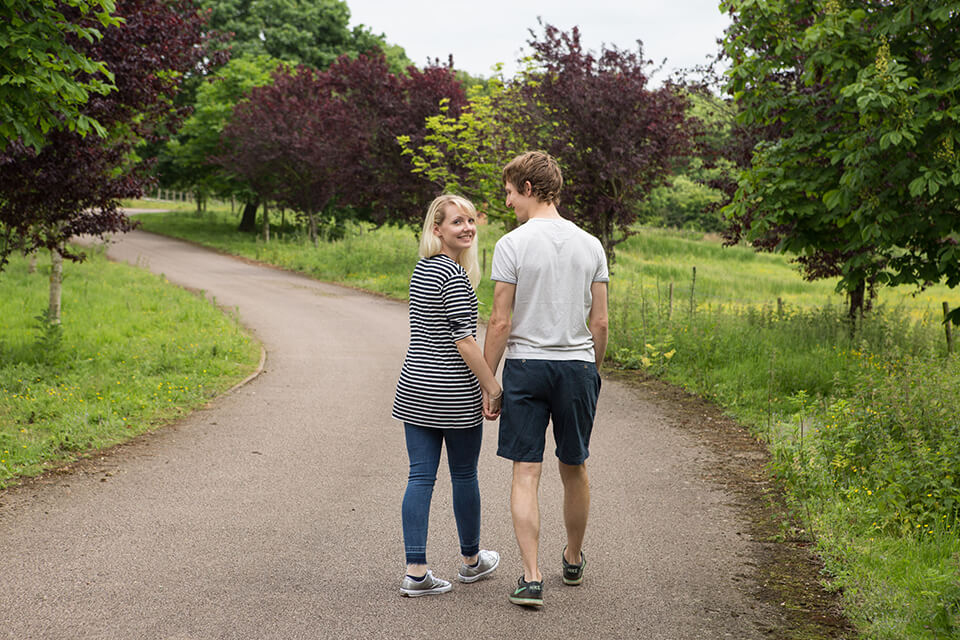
392, 194, 502, 597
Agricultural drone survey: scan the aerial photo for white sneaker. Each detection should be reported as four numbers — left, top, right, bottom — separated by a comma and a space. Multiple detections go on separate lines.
399, 570, 452, 597
457, 549, 500, 583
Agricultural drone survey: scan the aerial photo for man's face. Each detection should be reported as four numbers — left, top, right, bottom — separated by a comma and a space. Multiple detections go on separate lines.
504, 180, 533, 223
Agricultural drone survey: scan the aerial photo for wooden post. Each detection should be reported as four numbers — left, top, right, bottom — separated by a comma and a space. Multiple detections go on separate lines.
690, 266, 697, 316
668, 282, 674, 321
945, 302, 954, 355
262, 201, 270, 244
482, 248, 487, 274
777, 297, 784, 318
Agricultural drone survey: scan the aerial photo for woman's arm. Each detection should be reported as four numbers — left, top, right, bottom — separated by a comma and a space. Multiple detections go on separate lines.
456, 335, 502, 419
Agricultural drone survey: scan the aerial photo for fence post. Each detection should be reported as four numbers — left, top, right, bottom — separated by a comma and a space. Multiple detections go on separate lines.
482, 249, 487, 275
777, 297, 784, 318
689, 266, 696, 316
945, 302, 954, 355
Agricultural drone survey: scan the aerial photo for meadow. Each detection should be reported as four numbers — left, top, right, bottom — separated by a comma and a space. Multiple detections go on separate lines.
135, 202, 960, 639
0, 246, 261, 485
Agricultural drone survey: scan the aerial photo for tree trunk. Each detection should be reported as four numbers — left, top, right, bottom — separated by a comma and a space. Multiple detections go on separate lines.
308, 213, 318, 248
262, 201, 270, 244
48, 247, 63, 325
28, 251, 38, 274
238, 198, 259, 232
848, 279, 866, 322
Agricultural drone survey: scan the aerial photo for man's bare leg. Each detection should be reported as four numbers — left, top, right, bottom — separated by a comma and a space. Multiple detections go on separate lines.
558, 461, 590, 565
511, 461, 543, 582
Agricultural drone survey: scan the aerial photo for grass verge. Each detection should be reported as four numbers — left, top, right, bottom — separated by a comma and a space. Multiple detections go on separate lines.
0, 247, 260, 487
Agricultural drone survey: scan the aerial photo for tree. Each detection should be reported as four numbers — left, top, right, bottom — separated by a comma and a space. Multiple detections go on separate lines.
721, 0, 960, 322
403, 25, 695, 258
320, 53, 467, 226
0, 0, 120, 151
520, 24, 695, 260
399, 67, 541, 225
218, 53, 466, 234
161, 54, 283, 228
218, 64, 367, 244
0, 0, 211, 303
198, 0, 410, 72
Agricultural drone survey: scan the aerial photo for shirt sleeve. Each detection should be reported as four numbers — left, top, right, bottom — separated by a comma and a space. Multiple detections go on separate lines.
490, 236, 517, 284
593, 239, 610, 283
439, 272, 476, 342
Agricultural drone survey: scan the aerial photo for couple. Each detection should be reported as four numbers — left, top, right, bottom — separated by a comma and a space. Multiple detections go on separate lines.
392, 151, 609, 607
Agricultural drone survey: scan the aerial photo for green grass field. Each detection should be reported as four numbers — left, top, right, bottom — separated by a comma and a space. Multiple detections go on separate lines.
134, 202, 960, 639
0, 247, 260, 485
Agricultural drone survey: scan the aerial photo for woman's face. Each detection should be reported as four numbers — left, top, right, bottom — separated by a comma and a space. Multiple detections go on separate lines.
433, 204, 476, 256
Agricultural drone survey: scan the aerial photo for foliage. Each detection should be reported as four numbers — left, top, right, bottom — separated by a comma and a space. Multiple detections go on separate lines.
218, 62, 367, 241
722, 0, 960, 322
0, 0, 213, 271
323, 54, 468, 226
0, 0, 120, 151
519, 23, 695, 259
635, 171, 725, 232
398, 67, 537, 225
218, 53, 466, 231
162, 54, 284, 201
198, 0, 410, 72
0, 250, 259, 486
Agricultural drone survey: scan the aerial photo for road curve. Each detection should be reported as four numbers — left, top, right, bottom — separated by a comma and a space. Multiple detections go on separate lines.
1, 230, 784, 639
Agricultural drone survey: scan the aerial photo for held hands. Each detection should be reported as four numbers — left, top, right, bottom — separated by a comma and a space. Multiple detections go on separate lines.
482, 387, 503, 420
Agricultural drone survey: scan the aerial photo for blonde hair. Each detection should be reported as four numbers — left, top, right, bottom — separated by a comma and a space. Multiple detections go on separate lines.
419, 194, 481, 290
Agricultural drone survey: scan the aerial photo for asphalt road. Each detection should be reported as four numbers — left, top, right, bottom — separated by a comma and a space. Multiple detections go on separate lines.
1, 230, 785, 639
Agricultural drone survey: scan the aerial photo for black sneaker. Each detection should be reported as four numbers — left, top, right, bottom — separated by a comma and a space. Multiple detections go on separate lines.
562, 547, 585, 585
508, 576, 543, 607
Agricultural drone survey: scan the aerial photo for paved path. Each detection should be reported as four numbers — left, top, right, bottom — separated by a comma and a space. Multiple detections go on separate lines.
1, 230, 784, 639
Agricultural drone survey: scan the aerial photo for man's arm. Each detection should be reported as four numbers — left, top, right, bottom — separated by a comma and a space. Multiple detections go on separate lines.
589, 281, 609, 369
483, 281, 516, 376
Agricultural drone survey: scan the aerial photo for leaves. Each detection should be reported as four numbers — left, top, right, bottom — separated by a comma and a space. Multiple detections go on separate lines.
722, 0, 960, 315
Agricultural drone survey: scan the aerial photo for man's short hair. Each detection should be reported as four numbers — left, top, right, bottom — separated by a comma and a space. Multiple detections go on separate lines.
503, 151, 563, 205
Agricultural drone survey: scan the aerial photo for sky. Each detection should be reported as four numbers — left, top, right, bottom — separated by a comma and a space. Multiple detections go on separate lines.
345, 0, 731, 82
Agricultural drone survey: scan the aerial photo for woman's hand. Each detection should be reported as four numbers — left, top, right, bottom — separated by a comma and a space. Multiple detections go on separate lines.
482, 387, 502, 420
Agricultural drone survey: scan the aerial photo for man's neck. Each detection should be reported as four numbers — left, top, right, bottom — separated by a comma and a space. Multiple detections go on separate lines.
526, 201, 562, 220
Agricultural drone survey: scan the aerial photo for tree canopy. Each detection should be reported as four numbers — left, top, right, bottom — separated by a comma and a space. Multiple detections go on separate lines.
0, 0, 212, 269
0, 0, 120, 151
722, 0, 960, 321
199, 0, 410, 71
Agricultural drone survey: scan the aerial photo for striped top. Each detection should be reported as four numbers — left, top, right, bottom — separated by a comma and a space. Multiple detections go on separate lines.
392, 254, 482, 429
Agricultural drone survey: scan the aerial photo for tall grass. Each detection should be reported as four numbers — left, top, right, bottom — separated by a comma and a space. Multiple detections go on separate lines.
137, 208, 960, 638
0, 248, 260, 485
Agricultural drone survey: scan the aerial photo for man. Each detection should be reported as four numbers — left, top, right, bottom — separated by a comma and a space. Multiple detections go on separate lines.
483, 151, 609, 608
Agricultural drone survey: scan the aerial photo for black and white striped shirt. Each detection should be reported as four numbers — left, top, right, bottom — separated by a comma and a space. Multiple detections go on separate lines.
392, 254, 482, 429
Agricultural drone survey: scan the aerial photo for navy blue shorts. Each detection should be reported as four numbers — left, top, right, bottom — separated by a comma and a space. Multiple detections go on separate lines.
497, 358, 601, 465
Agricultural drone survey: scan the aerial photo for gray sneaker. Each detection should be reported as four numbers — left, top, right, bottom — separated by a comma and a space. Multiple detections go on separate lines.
457, 549, 500, 583
399, 570, 452, 597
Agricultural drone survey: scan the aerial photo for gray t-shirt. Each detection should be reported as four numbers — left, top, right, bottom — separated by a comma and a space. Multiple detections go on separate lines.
490, 218, 609, 362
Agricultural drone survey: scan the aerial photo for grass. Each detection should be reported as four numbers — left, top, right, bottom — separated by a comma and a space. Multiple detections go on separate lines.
0, 247, 260, 486
134, 203, 960, 639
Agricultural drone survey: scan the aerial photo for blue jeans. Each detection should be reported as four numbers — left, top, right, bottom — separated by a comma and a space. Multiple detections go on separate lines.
402, 423, 482, 565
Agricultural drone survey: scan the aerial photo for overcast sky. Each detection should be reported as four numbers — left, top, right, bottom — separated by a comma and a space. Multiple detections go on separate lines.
345, 0, 730, 82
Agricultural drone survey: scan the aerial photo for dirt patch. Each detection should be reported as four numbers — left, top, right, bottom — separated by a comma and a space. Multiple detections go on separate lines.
606, 368, 858, 639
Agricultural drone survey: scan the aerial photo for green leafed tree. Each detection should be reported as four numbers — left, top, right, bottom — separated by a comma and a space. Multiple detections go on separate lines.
160, 54, 284, 229
398, 66, 539, 225
199, 0, 410, 71
722, 0, 960, 322
0, 0, 121, 151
